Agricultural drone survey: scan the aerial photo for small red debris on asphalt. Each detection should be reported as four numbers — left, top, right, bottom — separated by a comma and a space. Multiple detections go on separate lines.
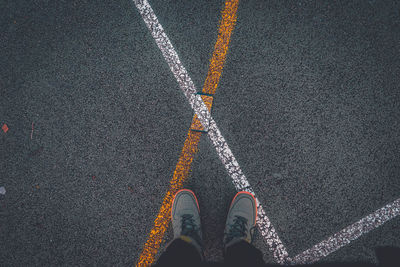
92, 175, 96, 180
2, 124, 9, 133
128, 185, 134, 193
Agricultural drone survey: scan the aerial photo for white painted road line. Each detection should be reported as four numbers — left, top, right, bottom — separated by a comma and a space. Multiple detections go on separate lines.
132, 0, 211, 130
207, 120, 290, 263
291, 198, 400, 264
133, 0, 290, 263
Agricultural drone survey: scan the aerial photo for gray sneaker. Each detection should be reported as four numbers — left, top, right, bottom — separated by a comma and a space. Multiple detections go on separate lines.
171, 189, 203, 254
223, 191, 257, 250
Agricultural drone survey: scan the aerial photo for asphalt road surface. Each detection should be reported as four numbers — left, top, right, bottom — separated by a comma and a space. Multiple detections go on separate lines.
1, 0, 400, 266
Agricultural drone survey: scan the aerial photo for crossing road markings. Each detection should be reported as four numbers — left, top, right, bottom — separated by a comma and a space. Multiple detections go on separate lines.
133, 0, 289, 264
133, 0, 400, 264
135, 0, 240, 265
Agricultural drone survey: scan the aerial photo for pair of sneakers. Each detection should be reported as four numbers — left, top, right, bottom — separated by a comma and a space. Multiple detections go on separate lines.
171, 189, 257, 257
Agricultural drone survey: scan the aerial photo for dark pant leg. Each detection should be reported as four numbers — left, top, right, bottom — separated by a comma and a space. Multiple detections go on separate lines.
224, 241, 265, 267
153, 238, 203, 267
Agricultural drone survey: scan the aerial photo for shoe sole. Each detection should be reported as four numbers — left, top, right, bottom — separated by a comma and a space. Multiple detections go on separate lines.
228, 191, 257, 226
171, 189, 200, 219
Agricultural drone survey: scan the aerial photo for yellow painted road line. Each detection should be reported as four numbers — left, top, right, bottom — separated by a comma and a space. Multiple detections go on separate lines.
136, 1, 239, 266
137, 129, 202, 266
203, 0, 238, 95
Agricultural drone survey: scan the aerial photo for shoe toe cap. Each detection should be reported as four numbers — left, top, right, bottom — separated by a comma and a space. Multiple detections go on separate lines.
229, 195, 256, 224
172, 192, 199, 218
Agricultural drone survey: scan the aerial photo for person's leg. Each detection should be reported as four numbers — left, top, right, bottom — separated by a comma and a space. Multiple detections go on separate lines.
154, 189, 204, 267
222, 191, 265, 267
154, 237, 202, 267
224, 240, 265, 267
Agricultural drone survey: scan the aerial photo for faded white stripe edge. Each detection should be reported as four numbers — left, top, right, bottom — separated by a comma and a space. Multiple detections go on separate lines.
291, 198, 400, 264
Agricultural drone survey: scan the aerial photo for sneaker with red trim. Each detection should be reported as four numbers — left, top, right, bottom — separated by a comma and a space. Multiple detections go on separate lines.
171, 189, 203, 255
223, 191, 257, 251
